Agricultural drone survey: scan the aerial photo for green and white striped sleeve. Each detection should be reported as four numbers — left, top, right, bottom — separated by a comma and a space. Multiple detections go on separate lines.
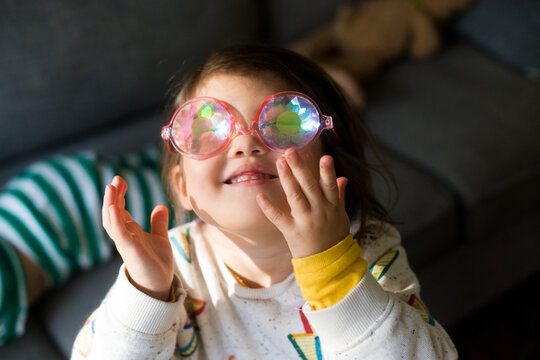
0, 146, 170, 345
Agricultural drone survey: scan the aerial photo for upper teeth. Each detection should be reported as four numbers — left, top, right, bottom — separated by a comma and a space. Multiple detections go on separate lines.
229, 174, 273, 184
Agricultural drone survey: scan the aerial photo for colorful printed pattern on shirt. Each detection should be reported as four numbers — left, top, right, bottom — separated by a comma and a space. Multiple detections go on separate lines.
178, 316, 198, 357
184, 295, 206, 318
369, 249, 399, 280
288, 308, 322, 360
408, 294, 435, 326
170, 228, 192, 263
177, 295, 206, 357
78, 311, 97, 357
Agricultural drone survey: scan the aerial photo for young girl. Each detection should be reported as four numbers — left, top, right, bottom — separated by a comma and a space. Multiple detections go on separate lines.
72, 44, 457, 359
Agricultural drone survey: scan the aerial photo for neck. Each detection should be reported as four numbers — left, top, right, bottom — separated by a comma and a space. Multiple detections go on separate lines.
202, 223, 293, 288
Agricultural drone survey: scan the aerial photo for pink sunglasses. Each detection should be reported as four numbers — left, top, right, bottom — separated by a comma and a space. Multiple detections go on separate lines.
161, 91, 333, 159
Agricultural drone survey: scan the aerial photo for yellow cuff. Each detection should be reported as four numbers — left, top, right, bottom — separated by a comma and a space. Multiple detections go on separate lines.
292, 234, 367, 310
168, 283, 176, 303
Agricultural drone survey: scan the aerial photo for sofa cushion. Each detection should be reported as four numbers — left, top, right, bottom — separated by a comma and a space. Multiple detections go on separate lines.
0, 0, 260, 166
265, 0, 355, 45
418, 210, 540, 327
38, 254, 123, 358
0, 111, 162, 187
371, 149, 458, 269
455, 0, 540, 78
0, 317, 62, 359
365, 43, 540, 242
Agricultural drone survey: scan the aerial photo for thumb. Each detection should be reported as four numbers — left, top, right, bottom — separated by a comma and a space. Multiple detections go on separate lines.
336, 177, 348, 204
150, 205, 169, 238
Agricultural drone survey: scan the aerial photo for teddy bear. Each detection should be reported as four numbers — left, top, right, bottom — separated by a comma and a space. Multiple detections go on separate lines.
291, 0, 473, 108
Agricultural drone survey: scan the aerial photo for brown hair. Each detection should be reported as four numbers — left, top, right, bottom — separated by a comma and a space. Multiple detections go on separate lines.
162, 43, 395, 238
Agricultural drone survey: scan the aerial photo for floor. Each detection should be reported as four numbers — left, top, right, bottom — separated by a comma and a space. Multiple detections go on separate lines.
447, 271, 539, 359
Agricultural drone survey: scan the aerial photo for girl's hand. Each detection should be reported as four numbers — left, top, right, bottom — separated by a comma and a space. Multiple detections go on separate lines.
102, 176, 173, 301
256, 149, 350, 258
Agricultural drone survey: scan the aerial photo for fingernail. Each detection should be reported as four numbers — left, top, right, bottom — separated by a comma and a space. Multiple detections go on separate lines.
321, 155, 332, 168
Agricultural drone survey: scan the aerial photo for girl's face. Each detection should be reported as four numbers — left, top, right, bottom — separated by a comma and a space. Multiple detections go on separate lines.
172, 73, 323, 236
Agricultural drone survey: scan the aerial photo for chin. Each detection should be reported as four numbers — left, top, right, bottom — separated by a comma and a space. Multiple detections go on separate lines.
194, 194, 289, 235
204, 209, 279, 237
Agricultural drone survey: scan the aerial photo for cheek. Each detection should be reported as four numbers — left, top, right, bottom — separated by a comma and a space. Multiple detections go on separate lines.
181, 159, 222, 194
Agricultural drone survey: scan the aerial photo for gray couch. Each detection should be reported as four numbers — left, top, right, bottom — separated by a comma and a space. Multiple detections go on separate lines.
1, 0, 539, 358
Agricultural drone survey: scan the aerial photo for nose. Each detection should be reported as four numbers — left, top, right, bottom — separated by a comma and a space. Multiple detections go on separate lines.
228, 125, 268, 157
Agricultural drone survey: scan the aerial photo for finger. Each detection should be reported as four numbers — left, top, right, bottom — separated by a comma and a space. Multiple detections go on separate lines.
150, 205, 169, 238
102, 185, 112, 231
277, 157, 310, 213
284, 148, 322, 206
336, 177, 348, 204
112, 176, 127, 209
112, 176, 127, 196
102, 184, 120, 231
256, 193, 293, 232
319, 155, 339, 205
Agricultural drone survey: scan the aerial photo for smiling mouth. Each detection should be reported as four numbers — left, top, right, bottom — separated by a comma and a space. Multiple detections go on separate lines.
225, 172, 278, 185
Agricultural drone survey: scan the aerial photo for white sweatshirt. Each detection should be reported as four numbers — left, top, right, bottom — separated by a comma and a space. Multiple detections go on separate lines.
72, 220, 457, 359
